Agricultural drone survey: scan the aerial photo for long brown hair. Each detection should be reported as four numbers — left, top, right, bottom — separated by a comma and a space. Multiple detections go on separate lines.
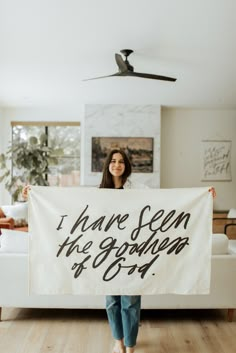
99, 149, 132, 188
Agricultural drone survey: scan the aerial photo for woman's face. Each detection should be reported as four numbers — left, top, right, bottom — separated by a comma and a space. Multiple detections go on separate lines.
109, 152, 125, 178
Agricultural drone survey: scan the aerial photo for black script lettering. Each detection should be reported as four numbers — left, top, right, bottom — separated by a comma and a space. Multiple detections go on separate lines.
102, 257, 125, 281
72, 255, 91, 278
133, 232, 157, 256
111, 263, 138, 276
151, 210, 175, 231
127, 264, 137, 275
104, 213, 129, 232
56, 234, 93, 257
138, 254, 160, 279
131, 205, 191, 240
93, 237, 118, 268
95, 234, 189, 268
158, 211, 191, 232
166, 237, 189, 254
131, 205, 155, 240
142, 236, 189, 255
112, 233, 190, 261
70, 205, 94, 234
70, 205, 129, 234
115, 242, 130, 257
56, 215, 68, 230
103, 254, 160, 281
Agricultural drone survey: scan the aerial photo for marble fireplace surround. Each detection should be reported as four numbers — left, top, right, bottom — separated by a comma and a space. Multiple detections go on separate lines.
81, 104, 161, 188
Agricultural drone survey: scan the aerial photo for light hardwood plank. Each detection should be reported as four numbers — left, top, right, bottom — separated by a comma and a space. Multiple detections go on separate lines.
0, 308, 235, 353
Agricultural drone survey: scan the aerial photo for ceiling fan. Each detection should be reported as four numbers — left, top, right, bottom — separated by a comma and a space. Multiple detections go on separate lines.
83, 49, 177, 82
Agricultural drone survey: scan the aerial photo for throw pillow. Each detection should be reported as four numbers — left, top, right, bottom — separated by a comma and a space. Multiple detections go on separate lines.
1, 202, 28, 227
228, 208, 236, 218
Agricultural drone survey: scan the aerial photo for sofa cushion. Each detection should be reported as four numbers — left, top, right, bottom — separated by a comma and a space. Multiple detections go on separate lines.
0, 229, 29, 253
212, 233, 229, 254
1, 203, 28, 227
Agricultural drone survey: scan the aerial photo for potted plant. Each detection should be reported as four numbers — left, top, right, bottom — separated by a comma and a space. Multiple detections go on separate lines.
0, 133, 61, 202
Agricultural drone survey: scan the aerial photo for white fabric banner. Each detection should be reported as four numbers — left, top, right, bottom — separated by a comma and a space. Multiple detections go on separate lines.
29, 186, 213, 295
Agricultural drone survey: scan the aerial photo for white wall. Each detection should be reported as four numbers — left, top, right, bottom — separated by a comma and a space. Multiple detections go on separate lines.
0, 108, 9, 204
0, 108, 3, 152
82, 104, 161, 188
0, 108, 8, 155
161, 108, 236, 210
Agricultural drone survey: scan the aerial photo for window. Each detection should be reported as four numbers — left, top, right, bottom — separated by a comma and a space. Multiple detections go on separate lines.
12, 122, 80, 187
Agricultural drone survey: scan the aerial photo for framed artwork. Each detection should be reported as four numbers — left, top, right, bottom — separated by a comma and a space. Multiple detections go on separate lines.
92, 137, 154, 173
201, 140, 231, 181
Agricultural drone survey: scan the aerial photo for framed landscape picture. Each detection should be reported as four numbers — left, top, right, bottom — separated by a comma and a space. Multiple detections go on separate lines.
92, 137, 154, 173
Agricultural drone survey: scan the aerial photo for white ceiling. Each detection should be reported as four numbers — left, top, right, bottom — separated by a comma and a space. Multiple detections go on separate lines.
0, 0, 235, 109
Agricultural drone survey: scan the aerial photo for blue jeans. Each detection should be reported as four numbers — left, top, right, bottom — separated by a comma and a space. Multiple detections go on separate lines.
106, 295, 141, 347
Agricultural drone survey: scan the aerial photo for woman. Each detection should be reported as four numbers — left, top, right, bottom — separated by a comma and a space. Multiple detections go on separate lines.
99, 149, 140, 353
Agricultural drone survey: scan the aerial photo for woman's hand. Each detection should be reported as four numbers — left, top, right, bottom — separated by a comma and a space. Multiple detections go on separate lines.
208, 187, 216, 198
22, 185, 31, 200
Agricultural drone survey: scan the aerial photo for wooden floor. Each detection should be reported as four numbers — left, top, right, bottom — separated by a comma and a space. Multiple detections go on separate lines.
0, 307, 236, 353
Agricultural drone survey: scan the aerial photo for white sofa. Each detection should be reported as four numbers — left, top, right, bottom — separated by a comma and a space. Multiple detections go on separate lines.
0, 229, 236, 321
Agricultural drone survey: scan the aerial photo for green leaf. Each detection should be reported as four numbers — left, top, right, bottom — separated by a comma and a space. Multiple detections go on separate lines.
0, 175, 7, 182
0, 154, 6, 163
29, 136, 38, 145
0, 132, 63, 200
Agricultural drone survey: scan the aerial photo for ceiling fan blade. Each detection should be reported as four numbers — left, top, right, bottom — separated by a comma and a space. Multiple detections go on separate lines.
83, 72, 121, 81
84, 49, 177, 82
126, 71, 177, 82
115, 53, 128, 73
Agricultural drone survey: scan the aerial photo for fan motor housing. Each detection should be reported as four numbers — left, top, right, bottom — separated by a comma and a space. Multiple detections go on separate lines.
120, 49, 134, 71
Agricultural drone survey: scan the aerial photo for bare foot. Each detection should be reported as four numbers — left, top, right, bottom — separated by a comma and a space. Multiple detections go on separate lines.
126, 347, 135, 353
113, 339, 125, 353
